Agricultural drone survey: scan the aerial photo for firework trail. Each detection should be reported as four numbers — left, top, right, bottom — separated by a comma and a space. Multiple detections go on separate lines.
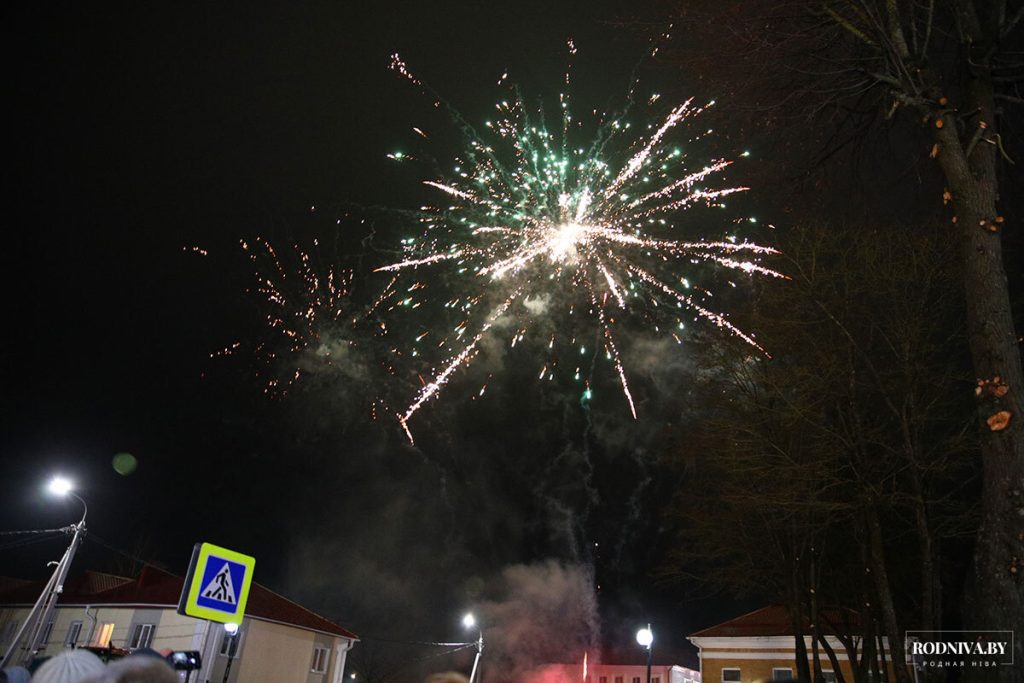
380, 52, 783, 441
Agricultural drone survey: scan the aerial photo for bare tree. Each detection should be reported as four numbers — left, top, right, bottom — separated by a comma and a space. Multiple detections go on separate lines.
664, 223, 975, 682
647, 2, 1024, 668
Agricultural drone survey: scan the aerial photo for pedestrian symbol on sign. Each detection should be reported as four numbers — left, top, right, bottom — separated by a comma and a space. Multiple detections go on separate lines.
201, 563, 237, 605
194, 555, 246, 614
178, 543, 255, 624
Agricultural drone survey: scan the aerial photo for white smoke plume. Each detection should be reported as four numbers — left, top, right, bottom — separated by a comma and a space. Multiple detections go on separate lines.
475, 561, 599, 683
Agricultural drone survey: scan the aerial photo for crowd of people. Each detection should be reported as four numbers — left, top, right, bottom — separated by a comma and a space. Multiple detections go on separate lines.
1, 649, 180, 683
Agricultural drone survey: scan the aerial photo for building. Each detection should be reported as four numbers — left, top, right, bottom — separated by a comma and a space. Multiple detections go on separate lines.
530, 662, 702, 683
688, 606, 896, 683
0, 566, 358, 683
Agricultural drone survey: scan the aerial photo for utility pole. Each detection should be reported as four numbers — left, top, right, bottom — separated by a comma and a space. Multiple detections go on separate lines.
462, 613, 483, 683
468, 630, 483, 683
2, 479, 87, 667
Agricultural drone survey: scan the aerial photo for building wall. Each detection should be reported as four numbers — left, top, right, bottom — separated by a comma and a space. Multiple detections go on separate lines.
0, 607, 30, 656
698, 654, 858, 683
591, 664, 700, 683
2, 604, 211, 671
51, 606, 201, 653
329, 639, 354, 683
691, 636, 897, 683
1, 606, 354, 683
232, 618, 327, 683
308, 630, 340, 683
528, 663, 701, 683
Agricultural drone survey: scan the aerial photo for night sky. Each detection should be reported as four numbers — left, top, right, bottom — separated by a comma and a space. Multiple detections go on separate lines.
0, 1, 771, 678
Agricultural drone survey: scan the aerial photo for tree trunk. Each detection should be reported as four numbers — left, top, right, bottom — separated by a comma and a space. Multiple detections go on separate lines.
908, 480, 937, 633
819, 634, 847, 683
864, 505, 913, 683
913, 492, 940, 683
790, 593, 815, 679
809, 549, 824, 682
931, 52, 1024, 680
791, 553, 813, 683
874, 633, 886, 683
861, 615, 877, 683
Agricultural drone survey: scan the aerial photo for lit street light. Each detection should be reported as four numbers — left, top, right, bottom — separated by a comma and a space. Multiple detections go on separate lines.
2, 476, 88, 666
47, 476, 73, 496
636, 625, 653, 683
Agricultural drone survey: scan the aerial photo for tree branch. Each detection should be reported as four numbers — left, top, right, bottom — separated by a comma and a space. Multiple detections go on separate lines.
1001, 3, 1024, 38
824, 5, 878, 46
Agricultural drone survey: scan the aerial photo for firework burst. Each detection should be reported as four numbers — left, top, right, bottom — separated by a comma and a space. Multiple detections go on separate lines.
211, 237, 361, 397
377, 53, 784, 442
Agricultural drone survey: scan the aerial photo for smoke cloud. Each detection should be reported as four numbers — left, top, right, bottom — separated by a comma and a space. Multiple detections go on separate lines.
478, 561, 600, 683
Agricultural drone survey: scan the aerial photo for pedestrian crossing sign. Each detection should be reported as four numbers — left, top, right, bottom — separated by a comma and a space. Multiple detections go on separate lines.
177, 542, 255, 623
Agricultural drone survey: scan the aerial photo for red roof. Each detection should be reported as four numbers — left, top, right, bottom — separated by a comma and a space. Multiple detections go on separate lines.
75, 571, 133, 594
690, 605, 861, 638
0, 568, 357, 640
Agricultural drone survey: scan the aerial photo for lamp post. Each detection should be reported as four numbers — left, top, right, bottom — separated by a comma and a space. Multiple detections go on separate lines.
221, 623, 239, 683
636, 625, 653, 683
463, 613, 483, 683
2, 477, 88, 666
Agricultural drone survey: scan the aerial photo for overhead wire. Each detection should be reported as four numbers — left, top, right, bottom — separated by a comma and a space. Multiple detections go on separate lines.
0, 531, 68, 554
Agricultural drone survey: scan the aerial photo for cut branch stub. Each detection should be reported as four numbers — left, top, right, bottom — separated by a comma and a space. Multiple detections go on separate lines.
976, 377, 1010, 398
986, 410, 1013, 431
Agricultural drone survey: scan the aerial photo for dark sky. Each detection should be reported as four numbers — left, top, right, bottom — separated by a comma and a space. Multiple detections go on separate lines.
1, 1, 759, 678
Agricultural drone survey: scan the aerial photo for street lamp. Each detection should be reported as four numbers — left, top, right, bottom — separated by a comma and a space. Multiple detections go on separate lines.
463, 613, 483, 683
636, 625, 653, 683
48, 477, 73, 496
48, 476, 88, 524
2, 477, 88, 666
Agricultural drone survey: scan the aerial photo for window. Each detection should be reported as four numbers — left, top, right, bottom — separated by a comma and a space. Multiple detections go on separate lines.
311, 646, 330, 673
773, 668, 794, 681
92, 623, 115, 648
128, 623, 155, 649
219, 631, 241, 658
820, 671, 837, 683
600, 677, 608, 683
653, 677, 661, 683
632, 678, 641, 683
722, 669, 741, 683
65, 621, 83, 647
40, 621, 55, 645
614, 677, 623, 683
